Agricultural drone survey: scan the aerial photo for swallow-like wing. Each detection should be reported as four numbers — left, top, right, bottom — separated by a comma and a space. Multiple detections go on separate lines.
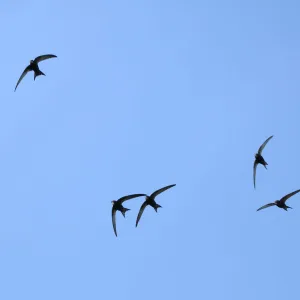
136, 201, 149, 227
257, 203, 276, 211
34, 54, 57, 63
258, 135, 273, 155
150, 184, 176, 199
253, 161, 258, 188
14, 65, 31, 91
280, 189, 300, 204
118, 194, 146, 204
112, 207, 117, 237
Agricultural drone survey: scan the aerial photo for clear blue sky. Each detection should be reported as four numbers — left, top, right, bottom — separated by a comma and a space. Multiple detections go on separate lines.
1, 1, 300, 299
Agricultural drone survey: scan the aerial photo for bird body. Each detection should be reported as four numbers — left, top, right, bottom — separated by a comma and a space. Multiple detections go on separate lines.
28, 60, 46, 80
111, 200, 130, 217
255, 153, 268, 168
144, 196, 162, 212
274, 200, 292, 211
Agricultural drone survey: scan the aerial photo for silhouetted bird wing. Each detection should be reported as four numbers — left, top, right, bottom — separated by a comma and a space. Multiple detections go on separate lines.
15, 65, 31, 91
118, 194, 146, 204
253, 161, 258, 188
34, 54, 57, 63
112, 207, 117, 237
280, 189, 300, 204
257, 203, 276, 211
136, 201, 149, 227
150, 184, 176, 199
258, 135, 273, 155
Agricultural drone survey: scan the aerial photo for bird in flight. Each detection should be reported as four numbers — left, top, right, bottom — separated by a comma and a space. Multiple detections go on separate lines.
257, 189, 300, 212
136, 184, 176, 227
15, 54, 57, 91
253, 135, 273, 188
111, 194, 145, 237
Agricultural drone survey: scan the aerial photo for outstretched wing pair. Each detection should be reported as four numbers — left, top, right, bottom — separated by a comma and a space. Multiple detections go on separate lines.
253, 135, 273, 188
257, 189, 300, 211
15, 54, 57, 91
111, 194, 145, 237
136, 184, 176, 227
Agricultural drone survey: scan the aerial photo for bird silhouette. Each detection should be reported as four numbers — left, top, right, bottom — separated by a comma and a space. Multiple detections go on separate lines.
15, 54, 57, 91
253, 135, 273, 188
111, 194, 145, 237
136, 184, 176, 227
257, 189, 300, 211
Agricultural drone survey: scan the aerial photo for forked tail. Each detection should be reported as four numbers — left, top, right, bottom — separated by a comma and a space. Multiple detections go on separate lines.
154, 204, 162, 212
121, 208, 130, 217
34, 70, 45, 80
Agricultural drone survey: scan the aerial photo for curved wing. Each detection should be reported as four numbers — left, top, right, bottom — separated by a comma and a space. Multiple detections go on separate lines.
136, 201, 149, 227
112, 207, 117, 237
257, 203, 276, 211
14, 65, 31, 91
253, 161, 258, 188
118, 193, 146, 204
280, 189, 300, 204
150, 184, 176, 199
258, 135, 273, 155
34, 54, 57, 63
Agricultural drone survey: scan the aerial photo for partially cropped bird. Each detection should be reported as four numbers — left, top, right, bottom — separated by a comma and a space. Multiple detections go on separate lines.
14, 54, 57, 91
257, 189, 300, 212
111, 194, 145, 237
253, 135, 273, 188
136, 184, 176, 227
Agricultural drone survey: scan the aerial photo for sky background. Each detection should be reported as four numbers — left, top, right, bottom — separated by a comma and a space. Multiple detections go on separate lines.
0, 0, 300, 299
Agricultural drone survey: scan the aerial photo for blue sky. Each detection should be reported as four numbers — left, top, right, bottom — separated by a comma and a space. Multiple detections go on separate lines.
1, 0, 300, 299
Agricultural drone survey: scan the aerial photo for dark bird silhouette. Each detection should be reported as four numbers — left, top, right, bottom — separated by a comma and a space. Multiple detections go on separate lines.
136, 184, 176, 227
257, 189, 300, 212
253, 135, 273, 188
15, 54, 57, 91
111, 194, 145, 237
